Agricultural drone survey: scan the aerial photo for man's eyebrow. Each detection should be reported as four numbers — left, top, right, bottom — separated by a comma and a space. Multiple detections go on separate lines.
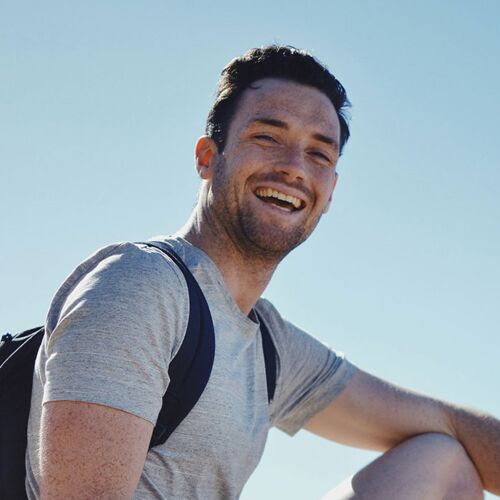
248, 117, 339, 151
249, 117, 288, 129
313, 132, 339, 152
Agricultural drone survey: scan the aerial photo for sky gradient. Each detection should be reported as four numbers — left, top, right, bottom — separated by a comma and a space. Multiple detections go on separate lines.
1, 1, 499, 498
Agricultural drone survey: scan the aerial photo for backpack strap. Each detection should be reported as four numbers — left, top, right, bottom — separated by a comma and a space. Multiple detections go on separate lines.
254, 310, 277, 403
142, 243, 216, 449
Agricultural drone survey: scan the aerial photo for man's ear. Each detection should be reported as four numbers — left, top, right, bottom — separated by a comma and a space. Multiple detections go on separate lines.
323, 171, 339, 214
195, 136, 218, 180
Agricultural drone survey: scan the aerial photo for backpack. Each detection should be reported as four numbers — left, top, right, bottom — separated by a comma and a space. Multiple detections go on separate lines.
0, 243, 277, 500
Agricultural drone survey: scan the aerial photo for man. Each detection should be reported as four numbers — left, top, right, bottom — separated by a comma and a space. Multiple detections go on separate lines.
27, 45, 499, 499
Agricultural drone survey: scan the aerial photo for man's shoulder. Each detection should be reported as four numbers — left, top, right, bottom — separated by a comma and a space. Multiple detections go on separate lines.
46, 239, 190, 332
254, 297, 339, 355
254, 298, 297, 346
255, 297, 283, 326
71, 239, 187, 286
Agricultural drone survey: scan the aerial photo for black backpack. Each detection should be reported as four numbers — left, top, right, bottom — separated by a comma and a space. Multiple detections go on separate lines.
0, 243, 277, 500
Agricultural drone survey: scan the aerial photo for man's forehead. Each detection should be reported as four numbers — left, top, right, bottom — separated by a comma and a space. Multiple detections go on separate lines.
235, 78, 340, 138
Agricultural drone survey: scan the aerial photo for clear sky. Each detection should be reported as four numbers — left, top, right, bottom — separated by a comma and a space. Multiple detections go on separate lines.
1, 1, 499, 498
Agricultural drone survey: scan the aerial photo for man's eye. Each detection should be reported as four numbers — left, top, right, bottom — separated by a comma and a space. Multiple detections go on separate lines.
310, 151, 331, 163
254, 134, 277, 143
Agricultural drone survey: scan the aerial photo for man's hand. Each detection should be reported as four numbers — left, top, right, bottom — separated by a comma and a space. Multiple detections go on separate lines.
40, 401, 153, 499
305, 368, 500, 495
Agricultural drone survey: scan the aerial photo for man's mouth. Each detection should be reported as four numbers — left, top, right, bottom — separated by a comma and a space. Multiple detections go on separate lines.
255, 187, 304, 212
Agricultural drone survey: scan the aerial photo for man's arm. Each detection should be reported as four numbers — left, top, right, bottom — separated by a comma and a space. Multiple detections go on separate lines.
40, 401, 153, 499
304, 368, 500, 495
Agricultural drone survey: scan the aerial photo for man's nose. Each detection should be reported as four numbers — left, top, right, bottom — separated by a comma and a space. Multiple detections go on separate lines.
274, 147, 306, 181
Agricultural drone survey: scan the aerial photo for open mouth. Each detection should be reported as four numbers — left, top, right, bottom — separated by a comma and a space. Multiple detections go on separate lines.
255, 187, 304, 212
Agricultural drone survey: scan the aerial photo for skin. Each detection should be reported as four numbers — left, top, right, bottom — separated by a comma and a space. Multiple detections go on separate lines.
305, 368, 500, 496
40, 78, 500, 498
40, 401, 153, 499
321, 433, 484, 499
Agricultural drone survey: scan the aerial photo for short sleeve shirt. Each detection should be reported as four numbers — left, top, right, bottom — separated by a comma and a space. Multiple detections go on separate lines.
26, 237, 355, 499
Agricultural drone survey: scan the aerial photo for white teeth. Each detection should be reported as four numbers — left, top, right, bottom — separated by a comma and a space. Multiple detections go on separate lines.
255, 188, 302, 209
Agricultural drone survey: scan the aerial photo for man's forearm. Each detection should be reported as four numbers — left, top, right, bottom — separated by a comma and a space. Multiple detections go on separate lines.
449, 404, 500, 495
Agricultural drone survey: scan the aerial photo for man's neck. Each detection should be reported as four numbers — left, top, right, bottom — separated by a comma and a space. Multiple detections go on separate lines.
177, 212, 279, 316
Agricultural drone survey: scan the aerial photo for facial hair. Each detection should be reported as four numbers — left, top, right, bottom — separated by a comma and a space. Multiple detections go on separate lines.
207, 156, 325, 262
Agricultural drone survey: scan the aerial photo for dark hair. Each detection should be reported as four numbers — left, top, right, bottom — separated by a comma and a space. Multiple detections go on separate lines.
205, 45, 351, 155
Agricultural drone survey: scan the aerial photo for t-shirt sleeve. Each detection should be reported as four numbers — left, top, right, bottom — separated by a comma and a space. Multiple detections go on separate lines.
258, 299, 356, 436
41, 242, 189, 425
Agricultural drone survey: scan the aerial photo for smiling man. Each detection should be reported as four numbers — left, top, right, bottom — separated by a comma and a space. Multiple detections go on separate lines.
27, 45, 500, 499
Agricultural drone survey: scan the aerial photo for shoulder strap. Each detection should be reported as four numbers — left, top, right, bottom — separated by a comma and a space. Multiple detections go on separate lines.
254, 310, 277, 403
141, 243, 216, 449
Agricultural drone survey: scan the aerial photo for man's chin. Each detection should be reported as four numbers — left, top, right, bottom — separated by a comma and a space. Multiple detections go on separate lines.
243, 228, 309, 260
235, 208, 320, 260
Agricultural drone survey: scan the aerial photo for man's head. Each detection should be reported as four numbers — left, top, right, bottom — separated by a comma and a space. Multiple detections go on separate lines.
193, 45, 350, 261
205, 45, 351, 156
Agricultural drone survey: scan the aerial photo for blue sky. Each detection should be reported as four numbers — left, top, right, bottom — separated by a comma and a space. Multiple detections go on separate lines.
1, 1, 499, 498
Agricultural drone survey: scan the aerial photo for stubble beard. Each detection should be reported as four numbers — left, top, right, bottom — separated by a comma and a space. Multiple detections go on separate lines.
209, 157, 322, 263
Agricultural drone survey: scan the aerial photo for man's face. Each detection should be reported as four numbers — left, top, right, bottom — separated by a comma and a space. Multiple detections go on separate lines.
202, 78, 341, 259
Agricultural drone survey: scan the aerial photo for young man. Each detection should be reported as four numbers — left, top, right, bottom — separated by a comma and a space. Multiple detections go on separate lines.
27, 46, 499, 499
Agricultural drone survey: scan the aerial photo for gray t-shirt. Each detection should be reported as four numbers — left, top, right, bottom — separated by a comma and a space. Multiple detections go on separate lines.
26, 237, 356, 499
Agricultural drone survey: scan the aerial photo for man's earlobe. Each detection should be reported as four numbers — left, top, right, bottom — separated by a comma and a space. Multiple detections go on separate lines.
195, 136, 217, 180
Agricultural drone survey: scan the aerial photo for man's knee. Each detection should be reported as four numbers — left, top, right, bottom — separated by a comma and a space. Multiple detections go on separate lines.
404, 433, 483, 499
381, 433, 483, 499
322, 433, 483, 500
433, 434, 484, 500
